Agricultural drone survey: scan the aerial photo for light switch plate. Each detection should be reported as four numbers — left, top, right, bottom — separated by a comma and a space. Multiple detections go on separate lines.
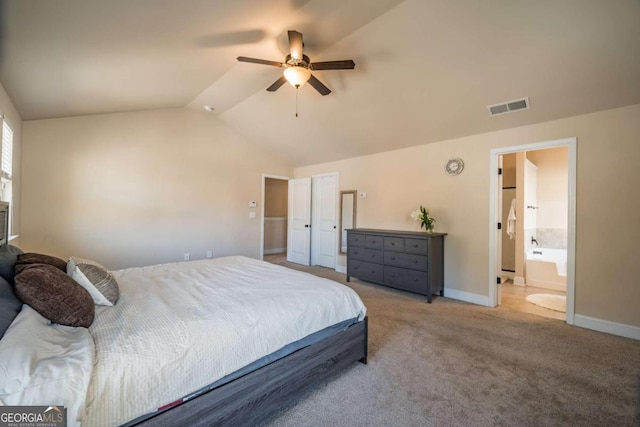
359, 192, 367, 199
249, 211, 256, 218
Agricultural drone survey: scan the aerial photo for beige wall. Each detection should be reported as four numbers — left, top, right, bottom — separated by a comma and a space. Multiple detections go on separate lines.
20, 108, 293, 269
263, 219, 287, 252
264, 178, 288, 252
295, 104, 640, 328
264, 178, 288, 217
0, 83, 23, 240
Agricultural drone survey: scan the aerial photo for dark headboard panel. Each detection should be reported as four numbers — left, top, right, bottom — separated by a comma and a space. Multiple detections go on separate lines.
0, 202, 8, 245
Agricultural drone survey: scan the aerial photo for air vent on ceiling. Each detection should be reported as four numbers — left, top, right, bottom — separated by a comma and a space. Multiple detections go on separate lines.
487, 97, 530, 116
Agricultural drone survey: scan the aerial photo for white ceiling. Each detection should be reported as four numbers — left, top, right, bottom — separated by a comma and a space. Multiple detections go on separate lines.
2, 0, 639, 166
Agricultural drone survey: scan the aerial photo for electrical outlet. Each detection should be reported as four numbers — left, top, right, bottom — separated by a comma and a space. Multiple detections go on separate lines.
206, 250, 213, 259
248, 201, 257, 208
184, 253, 190, 261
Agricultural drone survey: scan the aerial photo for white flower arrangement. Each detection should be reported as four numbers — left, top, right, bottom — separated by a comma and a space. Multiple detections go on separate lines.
410, 205, 435, 232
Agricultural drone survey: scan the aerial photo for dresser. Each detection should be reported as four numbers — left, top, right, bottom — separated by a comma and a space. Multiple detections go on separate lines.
346, 228, 446, 302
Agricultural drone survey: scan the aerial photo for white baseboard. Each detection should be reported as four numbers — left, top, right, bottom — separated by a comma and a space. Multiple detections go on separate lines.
574, 314, 640, 340
264, 248, 286, 255
500, 270, 515, 280
444, 288, 491, 306
513, 276, 525, 286
335, 265, 346, 274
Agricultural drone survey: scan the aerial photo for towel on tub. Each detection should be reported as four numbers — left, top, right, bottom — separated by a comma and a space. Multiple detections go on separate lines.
507, 198, 517, 240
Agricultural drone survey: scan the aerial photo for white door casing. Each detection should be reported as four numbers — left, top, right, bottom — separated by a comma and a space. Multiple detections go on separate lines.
489, 137, 576, 325
287, 177, 311, 265
496, 155, 503, 305
311, 173, 338, 268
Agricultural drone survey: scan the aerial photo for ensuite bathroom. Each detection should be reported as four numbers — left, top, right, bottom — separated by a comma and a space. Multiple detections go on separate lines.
500, 147, 569, 320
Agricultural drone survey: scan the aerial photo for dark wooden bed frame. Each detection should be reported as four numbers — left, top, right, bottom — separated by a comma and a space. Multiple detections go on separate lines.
135, 316, 368, 426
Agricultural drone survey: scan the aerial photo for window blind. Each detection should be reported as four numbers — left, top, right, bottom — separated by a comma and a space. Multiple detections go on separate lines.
1, 119, 12, 179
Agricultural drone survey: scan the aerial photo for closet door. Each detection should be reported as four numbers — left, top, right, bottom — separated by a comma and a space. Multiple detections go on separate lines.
311, 173, 338, 268
287, 177, 311, 265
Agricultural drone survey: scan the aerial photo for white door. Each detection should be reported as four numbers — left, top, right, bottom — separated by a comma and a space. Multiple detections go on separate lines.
311, 174, 338, 268
287, 177, 311, 265
524, 159, 538, 248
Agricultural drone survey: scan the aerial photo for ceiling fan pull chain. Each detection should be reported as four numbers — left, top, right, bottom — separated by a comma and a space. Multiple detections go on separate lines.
296, 88, 299, 118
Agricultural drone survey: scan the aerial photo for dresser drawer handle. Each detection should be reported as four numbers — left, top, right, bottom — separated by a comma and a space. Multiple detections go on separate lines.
413, 278, 418, 282
371, 270, 376, 274
391, 257, 396, 260
391, 242, 396, 246
413, 244, 418, 248
391, 274, 396, 278
354, 251, 359, 255
414, 260, 418, 263
371, 240, 376, 244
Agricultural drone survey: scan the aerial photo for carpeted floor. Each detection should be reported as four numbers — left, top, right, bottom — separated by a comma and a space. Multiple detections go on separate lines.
261, 256, 640, 427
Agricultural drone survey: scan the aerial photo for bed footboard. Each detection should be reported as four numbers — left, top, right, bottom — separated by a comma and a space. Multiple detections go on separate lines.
135, 317, 368, 426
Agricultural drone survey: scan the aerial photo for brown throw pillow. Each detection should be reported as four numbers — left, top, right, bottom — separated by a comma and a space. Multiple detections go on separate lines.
14, 262, 51, 276
14, 264, 95, 327
16, 253, 68, 272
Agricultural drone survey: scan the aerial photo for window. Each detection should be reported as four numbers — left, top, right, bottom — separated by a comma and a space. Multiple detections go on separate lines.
1, 119, 12, 179
0, 116, 13, 235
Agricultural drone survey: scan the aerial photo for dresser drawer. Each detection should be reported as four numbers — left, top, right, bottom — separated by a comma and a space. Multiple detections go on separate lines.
384, 266, 428, 294
349, 247, 383, 264
365, 235, 384, 249
348, 233, 365, 247
404, 238, 428, 255
384, 236, 404, 251
384, 252, 427, 271
348, 260, 383, 283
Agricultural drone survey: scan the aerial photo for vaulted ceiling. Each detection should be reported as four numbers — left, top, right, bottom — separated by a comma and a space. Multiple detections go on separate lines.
2, 0, 639, 166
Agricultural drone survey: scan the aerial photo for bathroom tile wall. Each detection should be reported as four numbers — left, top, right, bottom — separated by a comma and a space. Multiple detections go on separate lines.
537, 228, 567, 249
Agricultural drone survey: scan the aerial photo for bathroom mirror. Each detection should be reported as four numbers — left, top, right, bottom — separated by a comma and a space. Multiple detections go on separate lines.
339, 190, 357, 254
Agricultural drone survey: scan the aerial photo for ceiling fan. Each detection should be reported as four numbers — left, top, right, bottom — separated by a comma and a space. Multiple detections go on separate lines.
237, 30, 355, 96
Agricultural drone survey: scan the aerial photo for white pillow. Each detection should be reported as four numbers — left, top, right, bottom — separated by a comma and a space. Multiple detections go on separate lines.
0, 305, 95, 427
67, 256, 119, 306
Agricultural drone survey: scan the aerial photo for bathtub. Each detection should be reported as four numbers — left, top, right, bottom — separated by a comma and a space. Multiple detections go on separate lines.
525, 248, 567, 291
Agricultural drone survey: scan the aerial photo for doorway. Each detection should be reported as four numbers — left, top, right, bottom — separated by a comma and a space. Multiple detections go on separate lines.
260, 174, 291, 261
261, 173, 339, 270
489, 138, 576, 324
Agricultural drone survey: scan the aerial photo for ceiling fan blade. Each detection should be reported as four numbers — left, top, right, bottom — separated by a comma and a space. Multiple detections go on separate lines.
310, 60, 356, 71
288, 30, 304, 60
308, 74, 331, 96
237, 56, 284, 67
266, 76, 287, 92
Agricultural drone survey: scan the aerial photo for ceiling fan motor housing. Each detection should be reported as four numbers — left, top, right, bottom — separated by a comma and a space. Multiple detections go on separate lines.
285, 54, 310, 69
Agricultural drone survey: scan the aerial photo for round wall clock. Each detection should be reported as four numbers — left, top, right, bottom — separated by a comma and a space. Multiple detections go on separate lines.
445, 158, 464, 175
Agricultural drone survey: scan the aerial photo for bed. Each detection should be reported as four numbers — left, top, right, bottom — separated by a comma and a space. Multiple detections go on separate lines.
0, 250, 368, 426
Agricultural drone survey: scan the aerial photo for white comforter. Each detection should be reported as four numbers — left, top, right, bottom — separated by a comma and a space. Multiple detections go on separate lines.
82, 256, 366, 426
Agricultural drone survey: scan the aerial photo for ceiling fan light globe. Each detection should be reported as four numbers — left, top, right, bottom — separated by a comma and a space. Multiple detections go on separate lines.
284, 66, 311, 88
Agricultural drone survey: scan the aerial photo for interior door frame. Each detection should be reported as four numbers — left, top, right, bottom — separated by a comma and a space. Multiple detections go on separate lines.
495, 155, 503, 305
488, 137, 577, 324
260, 174, 292, 261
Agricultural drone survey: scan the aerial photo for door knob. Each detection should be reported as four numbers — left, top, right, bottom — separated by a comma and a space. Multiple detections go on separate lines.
305, 224, 309, 228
